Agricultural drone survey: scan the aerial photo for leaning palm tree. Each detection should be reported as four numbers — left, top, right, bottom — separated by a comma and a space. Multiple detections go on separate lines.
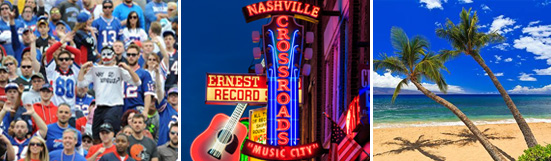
436, 8, 537, 148
375, 27, 506, 161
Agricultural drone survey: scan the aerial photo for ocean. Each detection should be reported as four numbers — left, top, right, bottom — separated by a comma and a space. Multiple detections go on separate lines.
374, 94, 551, 128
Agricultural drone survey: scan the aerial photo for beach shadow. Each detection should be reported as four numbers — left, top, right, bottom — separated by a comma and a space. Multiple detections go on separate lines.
441, 128, 516, 161
375, 135, 452, 161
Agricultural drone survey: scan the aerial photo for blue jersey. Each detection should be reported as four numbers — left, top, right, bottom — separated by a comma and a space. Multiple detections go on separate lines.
163, 51, 178, 91
75, 94, 94, 118
46, 123, 82, 152
92, 17, 124, 51
0, 112, 13, 132
8, 134, 31, 160
49, 149, 87, 161
113, 4, 146, 30
123, 68, 155, 112
156, 98, 177, 146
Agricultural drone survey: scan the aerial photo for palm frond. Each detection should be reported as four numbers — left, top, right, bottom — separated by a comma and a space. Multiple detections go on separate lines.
392, 78, 409, 103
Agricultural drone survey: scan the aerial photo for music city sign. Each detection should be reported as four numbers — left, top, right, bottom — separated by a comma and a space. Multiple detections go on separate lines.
241, 1, 323, 160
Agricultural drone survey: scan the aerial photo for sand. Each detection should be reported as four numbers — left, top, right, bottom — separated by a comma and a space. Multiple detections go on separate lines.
373, 123, 551, 161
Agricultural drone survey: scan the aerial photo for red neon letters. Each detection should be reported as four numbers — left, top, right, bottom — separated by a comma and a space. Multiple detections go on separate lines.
275, 15, 291, 146
245, 1, 320, 18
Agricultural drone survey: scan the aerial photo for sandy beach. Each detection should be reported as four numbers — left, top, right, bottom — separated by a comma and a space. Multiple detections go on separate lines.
373, 123, 551, 161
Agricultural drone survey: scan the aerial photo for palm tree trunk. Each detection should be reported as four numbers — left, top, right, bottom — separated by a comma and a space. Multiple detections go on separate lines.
411, 80, 506, 161
471, 55, 538, 148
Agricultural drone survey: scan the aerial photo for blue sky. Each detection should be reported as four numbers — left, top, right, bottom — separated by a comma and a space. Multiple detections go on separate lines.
373, 0, 551, 94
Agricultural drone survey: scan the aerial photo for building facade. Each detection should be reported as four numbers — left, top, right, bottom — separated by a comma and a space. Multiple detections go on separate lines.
299, 0, 369, 160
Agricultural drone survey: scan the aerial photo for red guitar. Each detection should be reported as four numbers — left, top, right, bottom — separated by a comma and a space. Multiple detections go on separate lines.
190, 103, 248, 161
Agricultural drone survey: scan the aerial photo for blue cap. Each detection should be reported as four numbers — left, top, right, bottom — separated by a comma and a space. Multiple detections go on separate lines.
40, 83, 53, 91
5, 83, 18, 91
162, 30, 176, 38
77, 12, 90, 23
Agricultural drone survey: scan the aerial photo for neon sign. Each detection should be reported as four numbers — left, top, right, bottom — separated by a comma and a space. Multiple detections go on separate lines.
241, 140, 323, 160
242, 1, 320, 23
265, 15, 303, 146
205, 73, 302, 105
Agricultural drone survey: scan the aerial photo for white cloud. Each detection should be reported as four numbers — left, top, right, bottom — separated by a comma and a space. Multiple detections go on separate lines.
494, 55, 502, 63
519, 73, 537, 81
459, 0, 473, 3
507, 79, 514, 81
529, 21, 541, 26
435, 22, 442, 27
513, 35, 551, 65
504, 58, 513, 62
372, 71, 465, 93
489, 15, 517, 34
493, 43, 510, 51
481, 4, 491, 11
420, 0, 445, 10
508, 84, 551, 94
484, 72, 504, 76
534, 66, 551, 75
517, 55, 521, 58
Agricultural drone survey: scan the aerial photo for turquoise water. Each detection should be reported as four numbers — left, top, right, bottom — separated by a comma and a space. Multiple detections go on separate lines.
374, 95, 551, 128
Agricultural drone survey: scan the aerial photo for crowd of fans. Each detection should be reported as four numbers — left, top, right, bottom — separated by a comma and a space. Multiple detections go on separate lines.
0, 0, 179, 160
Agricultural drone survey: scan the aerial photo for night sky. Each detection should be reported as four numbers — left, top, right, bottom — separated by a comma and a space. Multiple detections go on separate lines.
182, 0, 271, 160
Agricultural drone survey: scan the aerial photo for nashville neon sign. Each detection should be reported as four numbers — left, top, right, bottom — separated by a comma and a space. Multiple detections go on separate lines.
265, 15, 302, 147
242, 1, 320, 23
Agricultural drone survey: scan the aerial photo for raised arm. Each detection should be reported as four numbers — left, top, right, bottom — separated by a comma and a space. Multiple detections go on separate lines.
152, 37, 169, 67
78, 62, 94, 84
29, 33, 40, 73
119, 62, 140, 86
23, 104, 48, 138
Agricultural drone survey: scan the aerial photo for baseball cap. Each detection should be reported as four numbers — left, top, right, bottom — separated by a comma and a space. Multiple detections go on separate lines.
30, 73, 44, 80
77, 12, 90, 23
56, 20, 67, 26
37, 16, 48, 26
102, 0, 113, 6
40, 84, 53, 92
162, 30, 176, 38
99, 123, 114, 133
0, 66, 7, 72
167, 87, 178, 95
4, 83, 18, 91
22, 27, 32, 34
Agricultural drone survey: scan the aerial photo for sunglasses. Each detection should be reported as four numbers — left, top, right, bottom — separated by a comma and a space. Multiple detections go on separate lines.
103, 6, 113, 9
4, 62, 14, 66
127, 53, 139, 57
58, 57, 73, 62
51, 10, 60, 14
170, 131, 178, 135
147, 58, 157, 61
129, 16, 138, 19
29, 142, 43, 146
83, 139, 92, 143
21, 65, 32, 69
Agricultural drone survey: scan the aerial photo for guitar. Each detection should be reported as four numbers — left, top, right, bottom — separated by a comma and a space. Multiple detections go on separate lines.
190, 103, 248, 161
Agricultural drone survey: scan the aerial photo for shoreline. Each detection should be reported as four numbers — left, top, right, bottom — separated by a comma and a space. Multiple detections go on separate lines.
374, 118, 551, 129
373, 122, 551, 161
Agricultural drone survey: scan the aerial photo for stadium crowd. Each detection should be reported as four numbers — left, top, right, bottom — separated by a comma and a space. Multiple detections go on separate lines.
0, 0, 179, 160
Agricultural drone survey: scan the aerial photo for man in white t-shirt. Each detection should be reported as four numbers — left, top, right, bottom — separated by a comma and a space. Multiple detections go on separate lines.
77, 46, 140, 140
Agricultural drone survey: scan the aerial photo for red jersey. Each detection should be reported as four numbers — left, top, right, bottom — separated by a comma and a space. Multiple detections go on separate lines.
86, 144, 117, 161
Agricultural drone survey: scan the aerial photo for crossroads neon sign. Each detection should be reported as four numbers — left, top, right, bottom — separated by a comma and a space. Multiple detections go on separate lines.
264, 15, 302, 146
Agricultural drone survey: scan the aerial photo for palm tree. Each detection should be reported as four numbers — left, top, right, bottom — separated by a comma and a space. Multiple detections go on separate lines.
375, 27, 506, 161
435, 8, 537, 148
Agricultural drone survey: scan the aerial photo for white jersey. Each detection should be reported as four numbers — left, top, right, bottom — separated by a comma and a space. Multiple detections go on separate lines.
46, 61, 80, 108
122, 28, 148, 46
78, 65, 141, 106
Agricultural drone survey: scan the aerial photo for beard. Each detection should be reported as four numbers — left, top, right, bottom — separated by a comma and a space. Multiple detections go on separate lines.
128, 60, 137, 66
170, 139, 178, 146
